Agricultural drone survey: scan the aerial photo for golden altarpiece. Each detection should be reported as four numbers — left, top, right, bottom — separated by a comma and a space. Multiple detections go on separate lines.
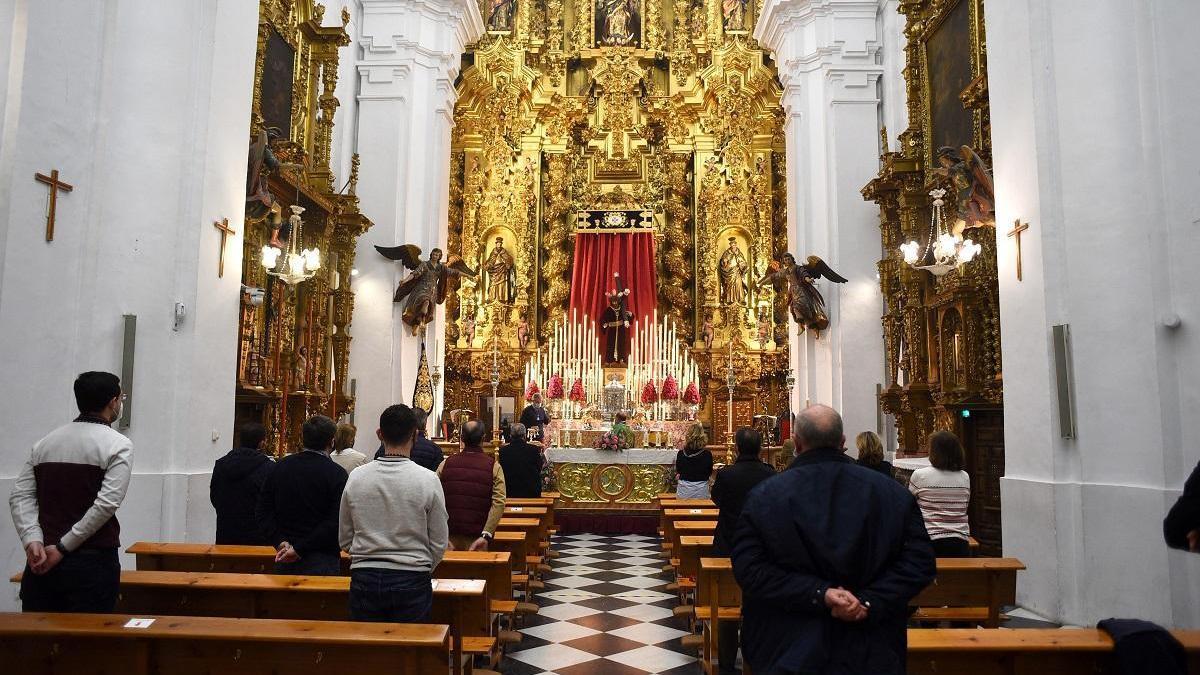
862, 0, 1003, 553
441, 0, 792, 502
234, 1, 372, 454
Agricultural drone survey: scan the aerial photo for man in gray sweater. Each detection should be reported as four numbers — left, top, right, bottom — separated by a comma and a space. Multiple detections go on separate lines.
339, 404, 449, 622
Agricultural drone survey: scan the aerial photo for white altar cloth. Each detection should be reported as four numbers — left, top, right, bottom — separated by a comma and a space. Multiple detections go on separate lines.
546, 447, 678, 465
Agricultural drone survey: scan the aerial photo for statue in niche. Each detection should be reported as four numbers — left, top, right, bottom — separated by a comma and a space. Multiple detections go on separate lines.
756, 305, 772, 345
517, 312, 530, 350
246, 126, 288, 248
375, 244, 477, 335
723, 0, 748, 31
934, 145, 995, 235
702, 315, 715, 350
293, 346, 308, 391
758, 254, 848, 335
461, 299, 478, 345
718, 237, 749, 307
488, 0, 516, 31
596, 0, 640, 47
484, 236, 516, 304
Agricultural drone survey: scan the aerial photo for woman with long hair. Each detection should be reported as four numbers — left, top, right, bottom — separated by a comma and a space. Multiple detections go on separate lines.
330, 423, 368, 473
675, 423, 714, 499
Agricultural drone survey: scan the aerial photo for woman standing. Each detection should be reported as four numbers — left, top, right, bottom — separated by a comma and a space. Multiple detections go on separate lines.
855, 431, 894, 479
675, 423, 714, 499
908, 430, 971, 557
330, 423, 369, 474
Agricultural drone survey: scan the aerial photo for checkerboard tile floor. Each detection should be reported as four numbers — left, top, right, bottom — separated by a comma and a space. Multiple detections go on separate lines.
502, 533, 700, 675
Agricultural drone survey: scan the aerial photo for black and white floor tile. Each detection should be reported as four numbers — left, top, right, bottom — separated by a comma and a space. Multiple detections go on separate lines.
502, 533, 700, 675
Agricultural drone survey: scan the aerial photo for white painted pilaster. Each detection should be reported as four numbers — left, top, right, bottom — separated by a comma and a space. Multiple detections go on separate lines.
756, 0, 886, 441
346, 0, 483, 441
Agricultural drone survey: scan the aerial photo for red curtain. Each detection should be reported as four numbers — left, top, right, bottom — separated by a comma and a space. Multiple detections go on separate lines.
568, 232, 657, 358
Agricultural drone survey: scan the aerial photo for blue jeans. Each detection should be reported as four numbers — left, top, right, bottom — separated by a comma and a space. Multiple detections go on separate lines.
274, 550, 342, 576
349, 568, 433, 623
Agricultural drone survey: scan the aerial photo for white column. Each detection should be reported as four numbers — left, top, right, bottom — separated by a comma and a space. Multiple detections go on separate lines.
347, 0, 482, 441
756, 0, 886, 442
0, 0, 258, 609
988, 0, 1200, 626
876, 0, 907, 153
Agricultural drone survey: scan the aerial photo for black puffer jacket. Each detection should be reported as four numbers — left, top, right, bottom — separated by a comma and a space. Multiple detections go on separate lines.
210, 447, 275, 545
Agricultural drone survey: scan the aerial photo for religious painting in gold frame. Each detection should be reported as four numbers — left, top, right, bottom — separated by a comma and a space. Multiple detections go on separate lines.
920, 0, 987, 166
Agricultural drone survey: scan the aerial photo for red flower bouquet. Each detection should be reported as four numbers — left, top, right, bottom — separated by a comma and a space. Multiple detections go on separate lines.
546, 374, 565, 400
641, 380, 659, 404
683, 381, 701, 405
569, 378, 586, 403
662, 375, 680, 401
525, 381, 541, 399
594, 431, 627, 452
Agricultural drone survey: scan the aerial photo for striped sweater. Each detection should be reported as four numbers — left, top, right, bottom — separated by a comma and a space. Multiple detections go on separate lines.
908, 466, 970, 541
9, 416, 133, 551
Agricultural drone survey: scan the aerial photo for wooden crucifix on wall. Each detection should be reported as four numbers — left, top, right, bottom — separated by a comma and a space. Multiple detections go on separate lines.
213, 217, 237, 278
1007, 219, 1030, 282
35, 169, 74, 242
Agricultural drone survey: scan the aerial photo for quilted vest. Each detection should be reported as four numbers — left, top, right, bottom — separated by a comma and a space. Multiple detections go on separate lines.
440, 448, 495, 536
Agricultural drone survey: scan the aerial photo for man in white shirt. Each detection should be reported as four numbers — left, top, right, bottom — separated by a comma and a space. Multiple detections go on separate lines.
9, 371, 133, 612
339, 404, 449, 622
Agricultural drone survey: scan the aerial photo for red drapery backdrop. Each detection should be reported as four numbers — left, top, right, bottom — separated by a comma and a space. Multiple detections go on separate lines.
568, 232, 657, 359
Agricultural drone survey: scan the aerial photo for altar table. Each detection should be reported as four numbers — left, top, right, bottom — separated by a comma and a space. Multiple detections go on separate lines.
546, 447, 677, 504
545, 419, 695, 450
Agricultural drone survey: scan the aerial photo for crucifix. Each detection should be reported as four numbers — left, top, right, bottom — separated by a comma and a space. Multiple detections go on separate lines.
34, 169, 74, 242
213, 218, 237, 278
1007, 219, 1030, 281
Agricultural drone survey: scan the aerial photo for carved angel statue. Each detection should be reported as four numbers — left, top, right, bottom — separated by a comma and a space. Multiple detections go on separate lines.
758, 254, 848, 334
933, 145, 995, 234
376, 244, 477, 335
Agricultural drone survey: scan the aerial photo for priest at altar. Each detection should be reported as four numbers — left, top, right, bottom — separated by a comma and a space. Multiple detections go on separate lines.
519, 392, 551, 443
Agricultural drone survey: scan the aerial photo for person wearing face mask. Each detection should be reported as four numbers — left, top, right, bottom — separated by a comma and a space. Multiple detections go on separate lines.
9, 371, 133, 612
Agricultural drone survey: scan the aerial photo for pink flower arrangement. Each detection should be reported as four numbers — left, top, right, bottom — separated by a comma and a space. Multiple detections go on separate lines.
569, 378, 586, 403
594, 431, 627, 452
525, 381, 541, 399
683, 381, 701, 405
546, 374, 565, 400
641, 380, 659, 404
662, 375, 680, 401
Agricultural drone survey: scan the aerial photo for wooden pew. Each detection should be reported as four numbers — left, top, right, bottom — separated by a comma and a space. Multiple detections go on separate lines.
677, 535, 715, 583
697, 557, 741, 675
0, 612, 451, 674
907, 628, 1200, 674
910, 558, 1026, 628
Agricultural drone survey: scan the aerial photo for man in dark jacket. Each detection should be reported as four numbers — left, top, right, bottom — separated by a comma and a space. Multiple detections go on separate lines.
1164, 460, 1200, 552
210, 423, 275, 545
376, 409, 444, 472
256, 415, 347, 575
498, 423, 544, 498
711, 426, 776, 675
732, 404, 935, 675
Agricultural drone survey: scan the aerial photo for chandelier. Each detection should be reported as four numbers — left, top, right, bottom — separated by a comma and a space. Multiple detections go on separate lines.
900, 188, 981, 276
261, 205, 321, 284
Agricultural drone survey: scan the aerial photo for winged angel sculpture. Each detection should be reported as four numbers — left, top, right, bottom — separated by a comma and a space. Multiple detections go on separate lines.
758, 254, 848, 334
376, 244, 476, 335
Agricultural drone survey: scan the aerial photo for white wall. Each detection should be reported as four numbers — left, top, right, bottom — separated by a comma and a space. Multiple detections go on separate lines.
989, 0, 1200, 627
756, 0, 887, 440
0, 0, 258, 610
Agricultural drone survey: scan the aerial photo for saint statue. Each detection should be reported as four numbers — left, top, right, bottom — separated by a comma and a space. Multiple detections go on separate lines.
758, 254, 848, 334
719, 238, 749, 307
488, 0, 515, 31
933, 145, 995, 235
723, 0, 747, 30
598, 0, 639, 46
484, 236, 516, 304
601, 276, 634, 364
376, 244, 477, 335
246, 126, 287, 248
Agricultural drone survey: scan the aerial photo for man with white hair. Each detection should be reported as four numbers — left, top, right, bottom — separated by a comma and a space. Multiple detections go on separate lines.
731, 404, 935, 674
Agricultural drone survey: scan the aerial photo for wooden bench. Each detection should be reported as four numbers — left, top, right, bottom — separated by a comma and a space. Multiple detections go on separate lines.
0, 611, 451, 673
697, 557, 741, 675
910, 557, 1025, 628
907, 628, 1200, 674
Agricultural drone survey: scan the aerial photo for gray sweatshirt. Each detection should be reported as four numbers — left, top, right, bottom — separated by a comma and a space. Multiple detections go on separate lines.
338, 454, 449, 572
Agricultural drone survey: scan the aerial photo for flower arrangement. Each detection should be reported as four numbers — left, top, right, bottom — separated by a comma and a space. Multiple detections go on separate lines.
525, 381, 541, 399
546, 374, 565, 400
569, 378, 586, 403
641, 380, 658, 404
661, 374, 680, 401
594, 430, 628, 452
683, 381, 701, 405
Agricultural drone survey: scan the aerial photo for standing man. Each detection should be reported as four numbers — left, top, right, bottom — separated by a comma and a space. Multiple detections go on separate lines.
438, 420, 506, 551
409, 408, 446, 472
732, 404, 935, 674
9, 372, 132, 612
519, 392, 550, 443
210, 422, 275, 545
257, 415, 347, 575
340, 404, 449, 622
498, 423, 544, 498
711, 427, 776, 674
